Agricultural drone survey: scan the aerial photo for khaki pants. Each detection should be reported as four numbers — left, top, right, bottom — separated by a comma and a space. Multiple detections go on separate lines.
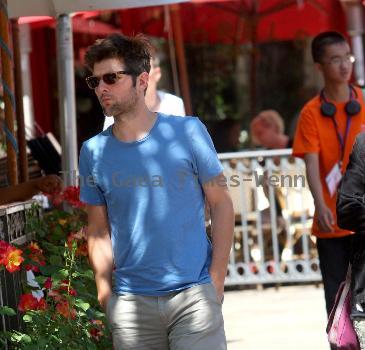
106, 283, 226, 350
353, 319, 365, 349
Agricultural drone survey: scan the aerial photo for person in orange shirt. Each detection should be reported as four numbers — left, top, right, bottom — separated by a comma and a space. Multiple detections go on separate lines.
293, 31, 365, 318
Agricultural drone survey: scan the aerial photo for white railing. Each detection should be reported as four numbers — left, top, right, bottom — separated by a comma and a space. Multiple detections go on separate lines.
218, 149, 321, 285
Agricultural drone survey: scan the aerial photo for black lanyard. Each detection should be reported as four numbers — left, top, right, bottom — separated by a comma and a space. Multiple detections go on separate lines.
330, 114, 352, 166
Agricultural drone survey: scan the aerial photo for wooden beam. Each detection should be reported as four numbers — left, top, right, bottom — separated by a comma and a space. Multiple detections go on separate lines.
0, 0, 18, 185
11, 19, 28, 182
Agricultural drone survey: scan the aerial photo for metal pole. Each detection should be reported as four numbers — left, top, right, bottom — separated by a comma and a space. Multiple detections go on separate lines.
0, 0, 17, 185
19, 23, 35, 139
351, 35, 365, 86
11, 19, 28, 182
169, 4, 192, 115
164, 5, 181, 97
56, 14, 78, 186
340, 1, 365, 86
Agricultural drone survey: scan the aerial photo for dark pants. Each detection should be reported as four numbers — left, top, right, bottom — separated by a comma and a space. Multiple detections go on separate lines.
317, 235, 353, 317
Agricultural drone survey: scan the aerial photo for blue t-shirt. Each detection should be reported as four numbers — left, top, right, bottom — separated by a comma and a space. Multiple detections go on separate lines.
79, 114, 223, 296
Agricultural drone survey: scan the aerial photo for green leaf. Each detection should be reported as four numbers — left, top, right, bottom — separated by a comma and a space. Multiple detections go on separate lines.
50, 255, 63, 266
23, 314, 33, 322
40, 265, 59, 276
10, 331, 32, 343
0, 306, 16, 316
75, 300, 90, 312
34, 275, 48, 285
57, 269, 69, 278
78, 270, 94, 279
53, 226, 65, 240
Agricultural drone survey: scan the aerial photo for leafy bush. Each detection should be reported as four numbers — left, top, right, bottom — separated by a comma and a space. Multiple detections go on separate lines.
0, 187, 113, 349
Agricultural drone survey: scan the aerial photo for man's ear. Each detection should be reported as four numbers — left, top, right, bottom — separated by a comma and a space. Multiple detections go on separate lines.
314, 62, 323, 74
137, 72, 149, 92
154, 66, 162, 83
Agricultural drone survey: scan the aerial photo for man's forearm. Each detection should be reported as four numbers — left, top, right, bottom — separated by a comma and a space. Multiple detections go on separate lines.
209, 199, 234, 281
304, 154, 325, 207
87, 228, 114, 304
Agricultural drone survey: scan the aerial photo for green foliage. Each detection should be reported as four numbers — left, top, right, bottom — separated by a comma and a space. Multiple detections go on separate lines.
1, 203, 113, 349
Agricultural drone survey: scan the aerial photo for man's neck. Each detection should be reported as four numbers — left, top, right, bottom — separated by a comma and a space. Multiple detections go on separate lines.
145, 86, 161, 112
112, 106, 157, 143
323, 83, 351, 102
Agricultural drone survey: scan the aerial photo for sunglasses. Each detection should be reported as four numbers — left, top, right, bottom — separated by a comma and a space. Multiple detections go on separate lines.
85, 71, 132, 89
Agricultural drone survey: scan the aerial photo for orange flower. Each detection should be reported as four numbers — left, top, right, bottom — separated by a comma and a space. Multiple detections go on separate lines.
66, 234, 77, 251
48, 289, 62, 302
58, 280, 77, 296
18, 294, 47, 312
89, 327, 103, 341
25, 242, 46, 272
3, 246, 24, 272
76, 242, 88, 257
56, 300, 76, 319
67, 232, 88, 257
58, 219, 67, 226
18, 294, 38, 311
37, 298, 47, 310
89, 320, 104, 341
28, 242, 42, 255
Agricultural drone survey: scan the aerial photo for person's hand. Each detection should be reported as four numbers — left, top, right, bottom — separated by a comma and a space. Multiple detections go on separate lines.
36, 175, 63, 194
98, 290, 112, 311
316, 203, 335, 233
210, 273, 225, 303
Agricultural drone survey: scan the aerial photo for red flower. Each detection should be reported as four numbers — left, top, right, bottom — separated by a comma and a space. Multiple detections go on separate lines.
89, 320, 104, 341
67, 230, 88, 256
37, 298, 47, 310
0, 240, 10, 260
48, 192, 64, 206
28, 242, 42, 255
76, 242, 88, 257
63, 186, 84, 208
58, 280, 77, 296
24, 242, 45, 272
2, 246, 24, 272
47, 186, 84, 207
48, 289, 62, 302
18, 294, 47, 312
89, 327, 103, 341
25, 260, 46, 273
44, 277, 52, 290
56, 300, 76, 319
18, 294, 38, 311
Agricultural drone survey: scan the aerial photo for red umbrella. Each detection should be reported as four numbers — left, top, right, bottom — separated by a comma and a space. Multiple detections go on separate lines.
18, 13, 119, 35
118, 0, 346, 117
119, 0, 346, 44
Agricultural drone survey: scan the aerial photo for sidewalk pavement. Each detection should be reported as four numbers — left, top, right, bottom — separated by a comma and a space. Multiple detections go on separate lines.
223, 284, 329, 350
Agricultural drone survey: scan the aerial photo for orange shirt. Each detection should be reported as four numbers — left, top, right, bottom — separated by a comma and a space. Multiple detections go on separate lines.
292, 86, 365, 238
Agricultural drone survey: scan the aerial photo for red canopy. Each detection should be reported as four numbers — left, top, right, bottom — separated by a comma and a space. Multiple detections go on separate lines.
119, 0, 346, 44
18, 13, 118, 35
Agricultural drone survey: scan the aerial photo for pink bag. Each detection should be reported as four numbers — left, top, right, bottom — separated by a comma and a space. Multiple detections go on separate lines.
326, 266, 360, 349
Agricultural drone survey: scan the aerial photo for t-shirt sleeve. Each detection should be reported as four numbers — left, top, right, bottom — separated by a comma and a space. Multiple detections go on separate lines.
177, 98, 186, 116
187, 118, 224, 184
79, 144, 106, 206
292, 107, 320, 158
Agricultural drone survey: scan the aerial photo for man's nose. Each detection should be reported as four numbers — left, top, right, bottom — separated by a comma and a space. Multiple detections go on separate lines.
95, 80, 110, 95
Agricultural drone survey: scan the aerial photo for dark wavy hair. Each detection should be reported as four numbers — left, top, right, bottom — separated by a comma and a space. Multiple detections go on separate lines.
84, 33, 152, 86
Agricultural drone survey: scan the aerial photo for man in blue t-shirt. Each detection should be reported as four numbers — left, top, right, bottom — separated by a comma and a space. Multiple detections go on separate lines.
80, 33, 234, 350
